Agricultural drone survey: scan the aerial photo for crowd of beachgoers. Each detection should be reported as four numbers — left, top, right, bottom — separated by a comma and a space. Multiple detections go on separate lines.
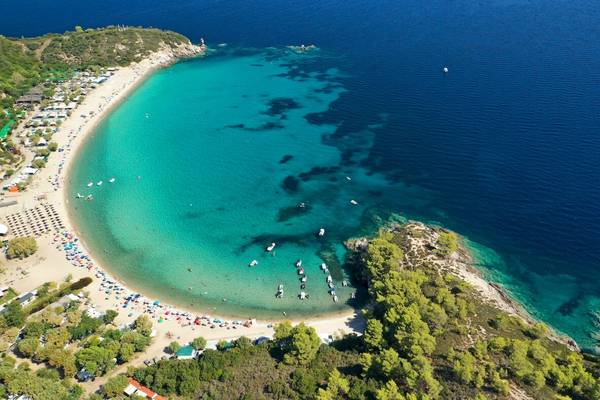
53, 230, 258, 332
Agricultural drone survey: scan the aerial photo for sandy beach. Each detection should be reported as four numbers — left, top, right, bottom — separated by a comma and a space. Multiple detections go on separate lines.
0, 46, 363, 373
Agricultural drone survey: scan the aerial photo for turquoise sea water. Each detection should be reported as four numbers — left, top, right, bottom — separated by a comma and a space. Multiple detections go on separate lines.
35, 0, 600, 349
69, 48, 409, 318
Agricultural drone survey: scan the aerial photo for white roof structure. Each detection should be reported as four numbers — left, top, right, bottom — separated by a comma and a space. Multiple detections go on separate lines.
0, 224, 8, 235
22, 167, 38, 175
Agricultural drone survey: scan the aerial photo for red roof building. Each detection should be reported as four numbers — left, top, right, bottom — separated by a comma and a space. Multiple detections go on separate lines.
123, 378, 166, 399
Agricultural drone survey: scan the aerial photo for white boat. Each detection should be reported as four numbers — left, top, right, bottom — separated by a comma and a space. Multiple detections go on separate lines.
249, 260, 258, 267
96, 181, 103, 186
108, 178, 116, 183
326, 275, 333, 283
301, 276, 307, 283
320, 263, 327, 270
87, 182, 93, 187
276, 284, 284, 298
350, 199, 358, 205
298, 268, 305, 275
346, 176, 352, 181
76, 193, 83, 199
333, 295, 338, 303
328, 282, 335, 289
443, 66, 449, 73
299, 291, 306, 300
266, 242, 276, 252
86, 194, 93, 201
318, 228, 325, 237
295, 260, 302, 268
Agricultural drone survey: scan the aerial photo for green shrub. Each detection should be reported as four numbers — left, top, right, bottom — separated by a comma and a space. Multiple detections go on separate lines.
6, 236, 38, 259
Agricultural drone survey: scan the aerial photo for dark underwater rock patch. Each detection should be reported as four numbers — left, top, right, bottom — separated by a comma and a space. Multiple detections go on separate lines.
298, 166, 340, 182
281, 175, 300, 193
279, 154, 294, 164
263, 97, 301, 116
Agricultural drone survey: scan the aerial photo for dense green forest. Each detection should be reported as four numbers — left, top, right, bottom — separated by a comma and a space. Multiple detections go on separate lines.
94, 223, 598, 400
0, 26, 192, 112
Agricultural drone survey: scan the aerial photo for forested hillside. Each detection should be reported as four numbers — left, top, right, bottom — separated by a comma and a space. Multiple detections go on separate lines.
0, 26, 193, 110
109, 222, 600, 400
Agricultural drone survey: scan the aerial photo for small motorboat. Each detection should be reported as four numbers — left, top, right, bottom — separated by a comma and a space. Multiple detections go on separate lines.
249, 260, 258, 267
76, 193, 84, 199
299, 291, 306, 300
328, 282, 335, 289
350, 199, 358, 205
333, 295, 338, 303
276, 284, 284, 298
108, 178, 116, 183
320, 263, 327, 271
326, 275, 333, 283
298, 202, 306, 208
298, 268, 305, 275
96, 181, 103, 186
346, 176, 352, 181
443, 66, 449, 73
295, 259, 302, 268
318, 228, 325, 237
86, 194, 93, 201
87, 182, 93, 187
300, 276, 307, 283
266, 242, 276, 252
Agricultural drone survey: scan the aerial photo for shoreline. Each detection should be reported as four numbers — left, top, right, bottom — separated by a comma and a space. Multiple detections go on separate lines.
2, 44, 577, 357
0, 45, 362, 350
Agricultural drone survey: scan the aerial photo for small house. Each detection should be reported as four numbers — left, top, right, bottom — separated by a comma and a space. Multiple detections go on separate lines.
123, 378, 166, 399
175, 344, 197, 360
17, 290, 37, 306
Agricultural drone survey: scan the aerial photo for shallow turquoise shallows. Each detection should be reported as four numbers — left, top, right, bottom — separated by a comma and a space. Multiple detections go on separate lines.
67, 48, 403, 318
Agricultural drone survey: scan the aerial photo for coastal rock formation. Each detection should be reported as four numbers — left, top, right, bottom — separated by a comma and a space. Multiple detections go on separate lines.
346, 221, 580, 352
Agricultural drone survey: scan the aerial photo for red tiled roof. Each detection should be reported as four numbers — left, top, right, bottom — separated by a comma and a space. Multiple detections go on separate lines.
128, 378, 164, 399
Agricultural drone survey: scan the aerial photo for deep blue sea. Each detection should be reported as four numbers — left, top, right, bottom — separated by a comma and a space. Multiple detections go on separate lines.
4, 0, 600, 349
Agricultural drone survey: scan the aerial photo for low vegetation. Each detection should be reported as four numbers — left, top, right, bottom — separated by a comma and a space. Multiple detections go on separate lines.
5, 236, 37, 259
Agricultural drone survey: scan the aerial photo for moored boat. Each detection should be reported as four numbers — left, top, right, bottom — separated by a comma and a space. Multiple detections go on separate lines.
318, 228, 325, 237
249, 260, 258, 267
266, 242, 276, 252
